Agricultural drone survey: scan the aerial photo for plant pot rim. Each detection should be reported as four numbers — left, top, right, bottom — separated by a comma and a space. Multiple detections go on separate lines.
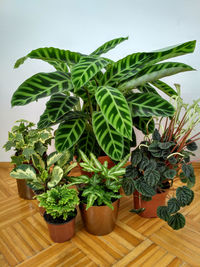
80, 198, 120, 208
43, 209, 77, 225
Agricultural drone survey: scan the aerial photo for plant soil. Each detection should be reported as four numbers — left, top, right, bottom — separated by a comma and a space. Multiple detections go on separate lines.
44, 210, 77, 225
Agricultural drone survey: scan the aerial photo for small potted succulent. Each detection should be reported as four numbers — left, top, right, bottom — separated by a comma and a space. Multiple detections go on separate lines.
3, 119, 53, 199
36, 184, 79, 243
122, 85, 199, 230
68, 150, 129, 235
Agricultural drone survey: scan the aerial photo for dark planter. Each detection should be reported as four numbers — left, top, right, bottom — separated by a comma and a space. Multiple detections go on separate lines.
79, 199, 120, 236
44, 211, 77, 243
133, 190, 168, 218
16, 179, 35, 200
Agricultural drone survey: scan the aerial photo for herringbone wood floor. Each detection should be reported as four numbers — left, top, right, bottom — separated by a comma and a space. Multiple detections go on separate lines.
0, 162, 200, 267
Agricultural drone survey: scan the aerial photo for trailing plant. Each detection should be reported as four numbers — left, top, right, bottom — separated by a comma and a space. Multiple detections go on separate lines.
11, 37, 196, 160
123, 86, 199, 230
36, 184, 79, 221
10, 149, 77, 192
68, 150, 129, 210
3, 119, 53, 166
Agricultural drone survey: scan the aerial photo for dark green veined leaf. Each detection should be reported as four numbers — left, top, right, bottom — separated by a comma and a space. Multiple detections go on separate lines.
77, 129, 96, 157
134, 179, 156, 197
11, 72, 72, 106
45, 93, 78, 122
152, 129, 161, 141
176, 186, 194, 207
14, 47, 84, 69
92, 111, 124, 161
139, 156, 149, 170
158, 141, 175, 149
157, 206, 170, 221
186, 140, 198, 151
137, 83, 159, 95
164, 169, 177, 179
143, 169, 160, 187
120, 62, 195, 92
182, 163, 195, 179
167, 198, 180, 214
131, 150, 142, 166
133, 117, 155, 134
38, 110, 87, 129
122, 176, 135, 195
127, 93, 175, 117
90, 36, 128, 56
71, 56, 109, 90
146, 159, 157, 170
95, 86, 132, 139
124, 165, 138, 179
167, 213, 185, 230
150, 80, 177, 96
55, 119, 86, 151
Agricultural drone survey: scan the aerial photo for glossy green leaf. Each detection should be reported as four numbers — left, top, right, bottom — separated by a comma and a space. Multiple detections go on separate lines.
71, 56, 109, 90
137, 83, 159, 95
176, 186, 194, 207
150, 80, 177, 96
134, 179, 156, 197
143, 169, 160, 186
92, 111, 124, 161
77, 129, 96, 157
157, 206, 170, 221
127, 93, 175, 117
132, 116, 155, 134
11, 72, 72, 106
167, 213, 185, 230
55, 119, 86, 151
167, 198, 180, 214
91, 36, 128, 56
95, 86, 132, 139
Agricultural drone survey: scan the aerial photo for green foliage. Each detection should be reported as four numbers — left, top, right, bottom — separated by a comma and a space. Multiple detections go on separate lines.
11, 38, 196, 160
167, 213, 186, 230
157, 206, 170, 222
68, 150, 129, 209
36, 185, 79, 220
3, 119, 53, 166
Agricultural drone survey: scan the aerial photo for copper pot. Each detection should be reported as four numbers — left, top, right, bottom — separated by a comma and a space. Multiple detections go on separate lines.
133, 190, 168, 218
79, 199, 120, 236
16, 179, 35, 200
44, 212, 77, 243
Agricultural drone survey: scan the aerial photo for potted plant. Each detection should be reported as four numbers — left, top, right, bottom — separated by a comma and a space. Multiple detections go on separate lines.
10, 37, 196, 162
3, 119, 53, 199
35, 184, 79, 242
122, 85, 199, 230
68, 150, 129, 235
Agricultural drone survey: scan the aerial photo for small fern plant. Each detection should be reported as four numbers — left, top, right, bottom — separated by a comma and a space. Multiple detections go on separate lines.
68, 150, 129, 210
36, 185, 79, 221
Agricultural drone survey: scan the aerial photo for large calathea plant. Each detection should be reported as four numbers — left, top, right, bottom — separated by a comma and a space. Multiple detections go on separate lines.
11, 37, 196, 160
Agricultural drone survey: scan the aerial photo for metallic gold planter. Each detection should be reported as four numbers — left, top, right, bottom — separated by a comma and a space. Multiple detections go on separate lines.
80, 199, 120, 236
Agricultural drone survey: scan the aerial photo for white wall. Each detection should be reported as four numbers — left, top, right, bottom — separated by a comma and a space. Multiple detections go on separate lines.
0, 0, 200, 161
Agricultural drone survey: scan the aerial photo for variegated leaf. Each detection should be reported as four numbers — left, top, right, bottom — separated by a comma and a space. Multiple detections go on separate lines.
71, 56, 109, 90
150, 80, 177, 96
92, 111, 124, 161
95, 86, 132, 139
46, 93, 78, 122
55, 119, 86, 151
14, 47, 84, 69
120, 62, 194, 93
47, 151, 63, 167
47, 166, 63, 188
127, 93, 175, 117
90, 36, 128, 56
10, 164, 36, 180
11, 72, 72, 106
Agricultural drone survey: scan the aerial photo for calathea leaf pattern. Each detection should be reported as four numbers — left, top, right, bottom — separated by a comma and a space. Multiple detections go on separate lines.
127, 93, 175, 117
95, 86, 132, 140
11, 72, 72, 106
92, 112, 124, 161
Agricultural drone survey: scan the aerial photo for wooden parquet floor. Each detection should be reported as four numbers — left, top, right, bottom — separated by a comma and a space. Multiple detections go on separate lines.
0, 162, 200, 267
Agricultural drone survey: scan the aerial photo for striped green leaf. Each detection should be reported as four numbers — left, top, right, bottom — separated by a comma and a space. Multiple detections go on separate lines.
71, 56, 109, 90
11, 72, 72, 106
92, 111, 124, 161
119, 62, 195, 92
137, 83, 159, 95
127, 93, 175, 117
150, 80, 177, 96
77, 129, 96, 157
95, 86, 132, 139
45, 93, 78, 122
90, 36, 128, 56
132, 116, 155, 134
14, 47, 84, 69
55, 119, 86, 151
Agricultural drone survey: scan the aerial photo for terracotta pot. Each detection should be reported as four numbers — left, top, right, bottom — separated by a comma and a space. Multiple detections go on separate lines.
16, 179, 35, 200
79, 199, 120, 235
44, 211, 77, 243
133, 190, 168, 218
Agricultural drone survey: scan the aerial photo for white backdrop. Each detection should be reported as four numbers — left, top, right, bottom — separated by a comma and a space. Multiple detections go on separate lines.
0, 0, 200, 161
